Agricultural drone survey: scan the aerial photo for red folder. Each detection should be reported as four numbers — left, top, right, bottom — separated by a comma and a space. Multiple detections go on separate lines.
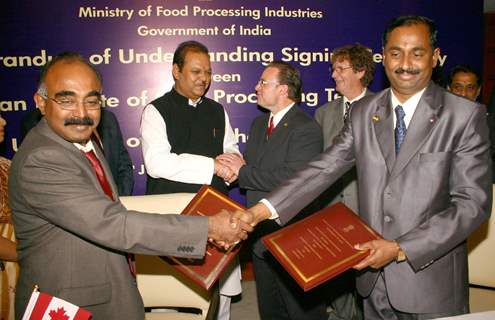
163, 185, 245, 290
262, 202, 381, 291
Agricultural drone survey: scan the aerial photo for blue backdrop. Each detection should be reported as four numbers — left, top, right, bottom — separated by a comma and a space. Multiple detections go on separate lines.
0, 0, 483, 203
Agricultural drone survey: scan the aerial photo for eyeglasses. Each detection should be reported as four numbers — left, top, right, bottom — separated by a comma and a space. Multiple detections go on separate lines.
39, 93, 102, 110
257, 79, 280, 87
331, 66, 353, 74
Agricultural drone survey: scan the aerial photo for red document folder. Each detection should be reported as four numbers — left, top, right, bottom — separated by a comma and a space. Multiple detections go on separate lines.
163, 185, 246, 290
262, 202, 382, 291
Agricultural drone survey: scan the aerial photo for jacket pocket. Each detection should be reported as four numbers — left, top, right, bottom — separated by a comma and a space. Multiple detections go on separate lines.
58, 282, 111, 307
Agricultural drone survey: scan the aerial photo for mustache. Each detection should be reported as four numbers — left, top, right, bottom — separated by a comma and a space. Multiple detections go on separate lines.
64, 117, 94, 126
395, 67, 420, 75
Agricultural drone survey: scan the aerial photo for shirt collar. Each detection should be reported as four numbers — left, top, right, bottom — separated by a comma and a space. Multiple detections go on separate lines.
343, 88, 367, 105
390, 87, 426, 112
270, 102, 295, 127
74, 139, 96, 153
390, 87, 427, 128
172, 87, 203, 108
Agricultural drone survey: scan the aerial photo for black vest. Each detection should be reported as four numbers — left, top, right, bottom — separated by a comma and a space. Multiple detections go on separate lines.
146, 89, 228, 195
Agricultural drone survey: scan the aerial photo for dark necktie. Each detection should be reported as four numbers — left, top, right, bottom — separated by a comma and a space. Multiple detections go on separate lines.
394, 105, 407, 154
266, 116, 274, 136
344, 101, 352, 122
83, 149, 136, 277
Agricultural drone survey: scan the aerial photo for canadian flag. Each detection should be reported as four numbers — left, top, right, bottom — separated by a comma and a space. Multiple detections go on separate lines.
22, 289, 92, 320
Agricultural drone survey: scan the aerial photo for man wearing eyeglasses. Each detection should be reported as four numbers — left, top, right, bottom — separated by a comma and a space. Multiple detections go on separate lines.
229, 16, 491, 319
313, 44, 375, 320
9, 51, 251, 319
218, 61, 324, 320
19, 101, 134, 197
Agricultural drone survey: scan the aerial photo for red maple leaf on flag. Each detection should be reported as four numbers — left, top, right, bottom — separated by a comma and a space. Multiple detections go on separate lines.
49, 307, 70, 320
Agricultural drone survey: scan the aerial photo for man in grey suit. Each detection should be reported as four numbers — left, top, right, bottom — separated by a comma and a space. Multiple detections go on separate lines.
315, 44, 375, 213
233, 16, 492, 319
9, 52, 250, 319
314, 43, 375, 320
218, 61, 324, 319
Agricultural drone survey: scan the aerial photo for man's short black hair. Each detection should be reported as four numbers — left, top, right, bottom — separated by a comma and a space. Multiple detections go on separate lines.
382, 15, 438, 49
173, 41, 209, 71
448, 65, 482, 87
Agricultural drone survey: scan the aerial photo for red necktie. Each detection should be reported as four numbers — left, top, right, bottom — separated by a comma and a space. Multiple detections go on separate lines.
83, 150, 114, 201
82, 149, 136, 277
266, 116, 274, 136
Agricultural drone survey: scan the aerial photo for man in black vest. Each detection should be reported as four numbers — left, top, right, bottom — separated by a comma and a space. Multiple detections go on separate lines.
140, 40, 240, 320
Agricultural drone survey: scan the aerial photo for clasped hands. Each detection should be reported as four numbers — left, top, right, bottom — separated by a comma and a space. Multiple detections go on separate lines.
207, 209, 256, 250
214, 153, 246, 184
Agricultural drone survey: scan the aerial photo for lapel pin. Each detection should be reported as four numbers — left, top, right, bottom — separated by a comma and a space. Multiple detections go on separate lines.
372, 115, 380, 122
283, 122, 288, 127
429, 117, 436, 124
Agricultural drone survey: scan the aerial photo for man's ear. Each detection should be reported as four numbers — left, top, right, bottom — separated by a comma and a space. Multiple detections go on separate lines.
357, 69, 366, 81
278, 84, 289, 97
33, 93, 46, 115
432, 47, 441, 68
172, 64, 180, 81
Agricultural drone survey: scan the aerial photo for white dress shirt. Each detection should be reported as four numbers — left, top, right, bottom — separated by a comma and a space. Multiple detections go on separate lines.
391, 87, 426, 129
343, 88, 367, 116
140, 100, 239, 185
269, 102, 294, 128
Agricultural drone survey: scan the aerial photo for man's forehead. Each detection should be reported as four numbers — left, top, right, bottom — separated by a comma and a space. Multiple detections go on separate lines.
184, 51, 210, 64
45, 61, 101, 90
333, 57, 350, 65
453, 72, 478, 82
386, 24, 431, 46
262, 67, 278, 78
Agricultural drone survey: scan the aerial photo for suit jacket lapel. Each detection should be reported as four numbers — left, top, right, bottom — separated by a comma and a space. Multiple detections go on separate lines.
251, 113, 271, 163
373, 90, 395, 174
257, 107, 298, 162
390, 83, 443, 180
327, 99, 345, 138
37, 118, 118, 200
93, 142, 119, 200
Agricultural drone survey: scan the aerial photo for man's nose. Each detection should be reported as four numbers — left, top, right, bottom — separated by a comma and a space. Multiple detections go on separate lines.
71, 102, 89, 118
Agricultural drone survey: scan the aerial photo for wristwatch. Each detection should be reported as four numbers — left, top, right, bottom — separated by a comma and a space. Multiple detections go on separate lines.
394, 241, 407, 262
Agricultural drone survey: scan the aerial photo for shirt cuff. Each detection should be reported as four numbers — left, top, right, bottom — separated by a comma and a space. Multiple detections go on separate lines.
259, 199, 280, 221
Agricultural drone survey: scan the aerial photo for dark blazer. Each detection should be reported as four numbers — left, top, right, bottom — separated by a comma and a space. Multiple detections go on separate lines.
9, 119, 208, 319
239, 106, 323, 207
238, 105, 324, 319
239, 106, 323, 254
266, 82, 492, 314
20, 109, 134, 195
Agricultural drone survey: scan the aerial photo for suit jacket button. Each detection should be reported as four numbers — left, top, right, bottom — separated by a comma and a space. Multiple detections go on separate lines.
384, 215, 392, 222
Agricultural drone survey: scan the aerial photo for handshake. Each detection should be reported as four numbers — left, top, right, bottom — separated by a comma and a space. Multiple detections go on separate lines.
214, 153, 246, 184
206, 203, 271, 250
207, 209, 254, 249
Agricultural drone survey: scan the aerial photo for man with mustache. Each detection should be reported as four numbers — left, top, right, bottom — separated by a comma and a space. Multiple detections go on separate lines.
140, 41, 241, 319
233, 15, 492, 319
9, 51, 250, 319
20, 104, 135, 197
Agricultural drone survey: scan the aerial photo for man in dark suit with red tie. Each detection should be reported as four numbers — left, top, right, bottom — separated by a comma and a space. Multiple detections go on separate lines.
218, 61, 324, 319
